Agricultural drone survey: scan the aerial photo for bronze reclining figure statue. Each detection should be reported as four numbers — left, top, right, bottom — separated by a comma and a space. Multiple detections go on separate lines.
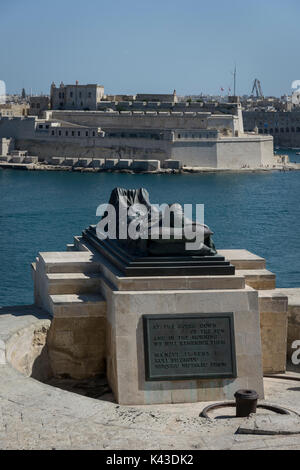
103, 187, 217, 257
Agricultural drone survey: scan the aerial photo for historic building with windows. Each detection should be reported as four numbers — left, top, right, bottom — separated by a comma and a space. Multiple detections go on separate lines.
50, 82, 105, 111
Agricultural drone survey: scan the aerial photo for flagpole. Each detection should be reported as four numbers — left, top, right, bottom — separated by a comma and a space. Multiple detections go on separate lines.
233, 65, 237, 97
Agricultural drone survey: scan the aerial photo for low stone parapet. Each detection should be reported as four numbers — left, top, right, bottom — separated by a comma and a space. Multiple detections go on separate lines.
116, 159, 132, 169
275, 288, 300, 360
131, 159, 160, 171
236, 269, 276, 290
163, 159, 182, 170
64, 158, 78, 166
23, 156, 38, 164
104, 158, 118, 169
77, 158, 91, 167
89, 158, 104, 168
50, 157, 64, 165
258, 290, 288, 374
10, 156, 24, 163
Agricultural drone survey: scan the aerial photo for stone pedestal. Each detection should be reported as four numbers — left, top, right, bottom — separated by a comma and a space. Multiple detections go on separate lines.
105, 275, 264, 405
32, 238, 287, 393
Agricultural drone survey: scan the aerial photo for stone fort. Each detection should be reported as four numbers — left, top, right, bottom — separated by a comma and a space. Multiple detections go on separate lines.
0, 83, 278, 169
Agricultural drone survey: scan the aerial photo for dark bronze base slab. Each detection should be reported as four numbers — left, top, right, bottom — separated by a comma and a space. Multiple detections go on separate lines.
82, 225, 235, 277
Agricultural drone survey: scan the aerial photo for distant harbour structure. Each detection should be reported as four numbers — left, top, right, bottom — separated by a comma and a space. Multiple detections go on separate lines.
0, 81, 281, 170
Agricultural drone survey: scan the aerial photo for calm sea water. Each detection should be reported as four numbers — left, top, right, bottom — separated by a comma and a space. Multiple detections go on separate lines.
0, 167, 299, 306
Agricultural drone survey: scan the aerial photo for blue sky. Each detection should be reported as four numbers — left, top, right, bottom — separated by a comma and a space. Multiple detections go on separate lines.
1, 0, 299, 96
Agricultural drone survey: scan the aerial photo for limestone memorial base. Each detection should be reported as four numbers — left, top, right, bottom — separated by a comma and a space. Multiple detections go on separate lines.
106, 284, 264, 405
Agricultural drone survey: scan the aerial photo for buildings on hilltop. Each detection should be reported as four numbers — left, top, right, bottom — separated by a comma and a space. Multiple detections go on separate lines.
0, 81, 283, 169
0, 98, 278, 169
243, 110, 300, 147
0, 102, 29, 117
28, 96, 50, 117
50, 82, 105, 110
239, 89, 300, 147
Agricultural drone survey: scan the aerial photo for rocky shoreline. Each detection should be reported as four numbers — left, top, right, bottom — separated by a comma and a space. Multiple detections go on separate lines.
0, 161, 299, 174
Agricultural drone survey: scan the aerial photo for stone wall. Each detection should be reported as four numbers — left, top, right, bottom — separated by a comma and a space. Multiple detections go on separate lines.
243, 110, 300, 147
0, 137, 14, 155
171, 141, 217, 167
16, 138, 170, 162
0, 115, 276, 168
258, 291, 288, 374
50, 110, 235, 132
5, 319, 52, 382
47, 317, 106, 379
274, 289, 300, 360
14, 134, 275, 168
216, 136, 275, 168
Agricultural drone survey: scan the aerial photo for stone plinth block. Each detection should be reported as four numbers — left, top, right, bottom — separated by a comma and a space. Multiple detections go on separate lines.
47, 316, 106, 379
274, 288, 300, 360
258, 290, 288, 374
106, 287, 264, 405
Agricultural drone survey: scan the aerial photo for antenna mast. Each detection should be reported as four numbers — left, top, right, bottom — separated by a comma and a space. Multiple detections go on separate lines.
233, 65, 237, 97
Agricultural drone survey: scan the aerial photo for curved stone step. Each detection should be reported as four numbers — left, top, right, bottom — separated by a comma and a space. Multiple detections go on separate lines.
49, 294, 106, 318
218, 250, 266, 270
39, 252, 102, 273
47, 272, 102, 295
236, 269, 276, 290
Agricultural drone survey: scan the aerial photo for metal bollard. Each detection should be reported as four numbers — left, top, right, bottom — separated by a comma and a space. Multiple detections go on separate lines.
234, 389, 259, 417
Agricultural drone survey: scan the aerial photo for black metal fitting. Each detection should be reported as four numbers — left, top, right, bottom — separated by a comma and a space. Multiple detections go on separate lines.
234, 389, 259, 417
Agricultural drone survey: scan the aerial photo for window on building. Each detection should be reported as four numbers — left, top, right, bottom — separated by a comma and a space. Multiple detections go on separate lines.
46, 125, 49, 129
66, 131, 68, 136
88, 92, 91, 98
78, 131, 81, 136
58, 130, 61, 136
70, 92, 73, 98
38, 124, 43, 129
72, 131, 75, 136
86, 131, 88, 136
51, 130, 55, 135
92, 131, 95, 136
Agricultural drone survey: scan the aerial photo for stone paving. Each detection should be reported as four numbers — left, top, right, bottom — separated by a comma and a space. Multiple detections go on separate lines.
1, 306, 300, 450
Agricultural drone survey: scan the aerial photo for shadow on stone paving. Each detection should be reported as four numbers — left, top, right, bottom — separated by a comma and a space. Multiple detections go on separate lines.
44, 374, 115, 402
